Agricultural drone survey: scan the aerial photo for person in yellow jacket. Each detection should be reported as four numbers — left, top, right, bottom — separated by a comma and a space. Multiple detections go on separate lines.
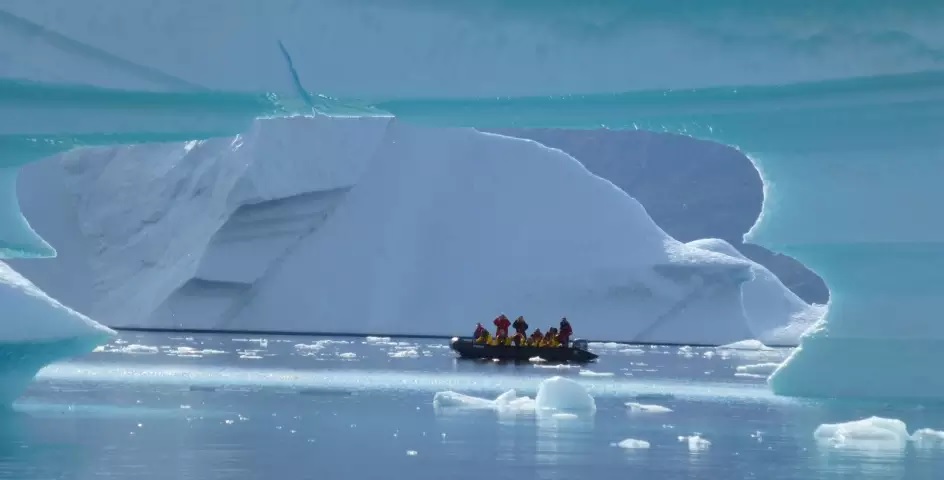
528, 329, 544, 347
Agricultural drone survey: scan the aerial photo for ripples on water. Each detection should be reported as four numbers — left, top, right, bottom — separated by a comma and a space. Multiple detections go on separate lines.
4, 333, 943, 479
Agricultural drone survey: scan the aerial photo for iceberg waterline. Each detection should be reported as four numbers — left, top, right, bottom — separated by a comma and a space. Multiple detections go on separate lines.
3, 1, 943, 400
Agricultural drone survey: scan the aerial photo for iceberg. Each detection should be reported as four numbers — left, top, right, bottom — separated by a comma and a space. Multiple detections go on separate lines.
12, 115, 808, 346
687, 238, 824, 346
0, 261, 114, 406
2, 1, 941, 399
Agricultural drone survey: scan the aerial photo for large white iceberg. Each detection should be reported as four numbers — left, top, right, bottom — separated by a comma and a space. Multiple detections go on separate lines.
11, 115, 792, 345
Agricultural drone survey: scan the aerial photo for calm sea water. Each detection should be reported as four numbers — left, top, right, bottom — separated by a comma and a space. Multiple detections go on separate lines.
4, 332, 943, 479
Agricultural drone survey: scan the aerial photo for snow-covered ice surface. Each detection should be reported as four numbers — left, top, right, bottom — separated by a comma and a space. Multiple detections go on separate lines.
12, 115, 816, 346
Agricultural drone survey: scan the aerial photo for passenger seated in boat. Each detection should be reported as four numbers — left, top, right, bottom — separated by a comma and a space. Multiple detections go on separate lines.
491, 330, 511, 346
557, 317, 573, 347
512, 316, 529, 337
528, 329, 544, 346
475, 330, 491, 344
543, 328, 560, 347
511, 332, 526, 347
493, 314, 511, 339
473, 323, 488, 342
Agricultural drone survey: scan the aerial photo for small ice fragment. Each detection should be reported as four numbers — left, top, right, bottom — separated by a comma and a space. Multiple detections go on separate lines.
529, 356, 546, 363
679, 435, 711, 451
814, 416, 909, 451
389, 349, 419, 358
578, 370, 614, 377
588, 342, 622, 349
338, 352, 357, 359
615, 438, 650, 449
180, 405, 191, 409
911, 428, 944, 448
224, 419, 234, 425
533, 363, 577, 370
366, 336, 392, 343
626, 402, 673, 413
735, 363, 780, 376
619, 348, 645, 355
535, 376, 596, 413
703, 351, 715, 359
113, 344, 159, 354
433, 390, 535, 413
717, 340, 771, 351
406, 450, 418, 456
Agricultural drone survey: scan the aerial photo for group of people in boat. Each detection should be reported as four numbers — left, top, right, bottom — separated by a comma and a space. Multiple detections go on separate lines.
472, 314, 574, 348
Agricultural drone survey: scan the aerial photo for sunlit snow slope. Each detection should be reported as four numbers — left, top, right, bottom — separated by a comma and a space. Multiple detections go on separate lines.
3, 0, 943, 400
12, 115, 819, 346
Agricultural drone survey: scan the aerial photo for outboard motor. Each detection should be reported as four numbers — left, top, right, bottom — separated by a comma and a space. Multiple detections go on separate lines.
571, 339, 589, 351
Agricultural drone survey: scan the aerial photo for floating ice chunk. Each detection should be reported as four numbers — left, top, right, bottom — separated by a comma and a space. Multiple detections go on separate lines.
529, 356, 547, 363
734, 373, 767, 379
615, 438, 651, 449
389, 348, 419, 358
406, 450, 418, 456
578, 370, 614, 377
911, 428, 944, 448
432, 389, 535, 413
294, 343, 325, 351
626, 402, 673, 413
814, 417, 910, 451
619, 348, 646, 355
166, 346, 226, 357
679, 435, 711, 451
366, 336, 392, 343
535, 376, 596, 413
111, 344, 159, 354
534, 363, 577, 370
718, 340, 772, 351
588, 342, 622, 349
735, 363, 781, 375
338, 352, 357, 359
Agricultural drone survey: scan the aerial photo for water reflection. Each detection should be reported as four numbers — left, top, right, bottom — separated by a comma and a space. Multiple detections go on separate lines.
534, 412, 595, 480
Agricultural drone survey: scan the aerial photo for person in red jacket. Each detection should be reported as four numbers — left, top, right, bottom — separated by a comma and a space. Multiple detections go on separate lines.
557, 317, 573, 347
493, 314, 511, 338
